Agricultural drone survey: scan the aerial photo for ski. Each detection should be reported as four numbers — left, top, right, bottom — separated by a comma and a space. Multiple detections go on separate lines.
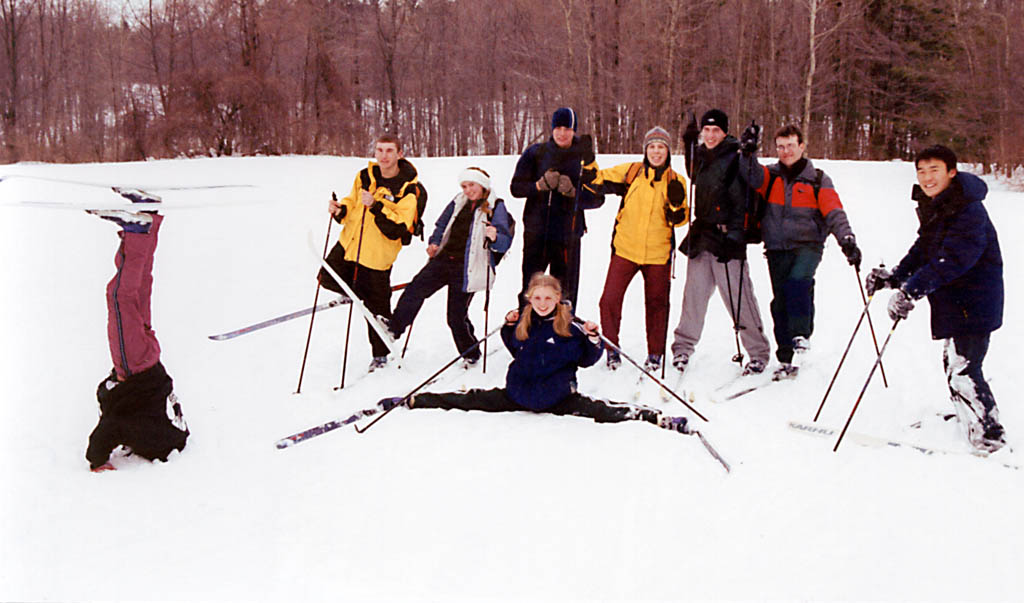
307, 231, 401, 357
691, 429, 731, 473
209, 282, 409, 341
211, 296, 350, 340
276, 397, 405, 449
787, 420, 1020, 471
0, 173, 256, 191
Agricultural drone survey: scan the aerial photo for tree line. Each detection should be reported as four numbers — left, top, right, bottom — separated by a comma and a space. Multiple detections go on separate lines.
1, 0, 1021, 176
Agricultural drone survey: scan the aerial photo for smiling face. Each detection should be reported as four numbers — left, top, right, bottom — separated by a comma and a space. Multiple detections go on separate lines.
645, 141, 669, 167
460, 181, 485, 201
528, 285, 560, 317
915, 158, 957, 198
775, 135, 805, 167
552, 126, 575, 149
374, 142, 402, 175
701, 125, 726, 150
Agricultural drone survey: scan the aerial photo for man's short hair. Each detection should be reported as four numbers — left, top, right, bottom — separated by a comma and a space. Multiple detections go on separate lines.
914, 145, 957, 171
375, 134, 402, 152
774, 125, 804, 144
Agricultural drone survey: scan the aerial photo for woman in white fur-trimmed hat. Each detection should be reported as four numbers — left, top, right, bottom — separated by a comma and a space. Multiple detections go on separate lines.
385, 167, 515, 365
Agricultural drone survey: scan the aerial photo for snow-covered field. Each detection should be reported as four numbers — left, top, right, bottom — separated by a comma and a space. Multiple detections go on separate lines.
1, 153, 1021, 602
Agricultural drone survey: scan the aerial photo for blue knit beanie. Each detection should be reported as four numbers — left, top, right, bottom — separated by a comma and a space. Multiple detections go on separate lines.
551, 107, 578, 132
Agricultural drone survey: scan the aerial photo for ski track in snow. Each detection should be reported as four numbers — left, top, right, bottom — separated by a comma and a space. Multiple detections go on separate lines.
1, 155, 1022, 602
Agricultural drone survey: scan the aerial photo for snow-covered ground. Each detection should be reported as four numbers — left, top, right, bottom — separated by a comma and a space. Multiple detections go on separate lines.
1, 154, 1021, 602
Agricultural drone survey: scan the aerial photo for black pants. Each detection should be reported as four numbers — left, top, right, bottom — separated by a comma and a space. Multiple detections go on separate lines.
766, 248, 822, 363
391, 256, 478, 360
412, 388, 661, 425
520, 229, 581, 310
319, 243, 393, 358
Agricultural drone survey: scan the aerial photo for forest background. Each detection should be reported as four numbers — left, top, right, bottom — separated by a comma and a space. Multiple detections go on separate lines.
1, 0, 1021, 177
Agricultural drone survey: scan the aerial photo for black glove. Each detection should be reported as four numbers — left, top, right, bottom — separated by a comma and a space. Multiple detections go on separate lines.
887, 288, 915, 320
716, 231, 744, 263
739, 123, 761, 156
667, 179, 686, 208
557, 174, 576, 197
580, 134, 595, 164
865, 267, 895, 296
682, 111, 699, 149
840, 235, 861, 270
537, 169, 560, 192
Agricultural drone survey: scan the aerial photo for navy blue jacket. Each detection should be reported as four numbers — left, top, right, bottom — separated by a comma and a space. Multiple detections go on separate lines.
500, 311, 603, 411
510, 136, 601, 243
893, 172, 1003, 339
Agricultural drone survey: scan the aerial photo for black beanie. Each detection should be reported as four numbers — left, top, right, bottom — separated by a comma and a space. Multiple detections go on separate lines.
551, 107, 578, 132
700, 109, 729, 133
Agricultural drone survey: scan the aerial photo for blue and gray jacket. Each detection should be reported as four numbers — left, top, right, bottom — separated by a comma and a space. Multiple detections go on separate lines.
429, 191, 514, 293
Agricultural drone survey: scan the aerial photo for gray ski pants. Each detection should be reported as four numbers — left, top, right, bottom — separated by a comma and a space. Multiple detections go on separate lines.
671, 251, 771, 363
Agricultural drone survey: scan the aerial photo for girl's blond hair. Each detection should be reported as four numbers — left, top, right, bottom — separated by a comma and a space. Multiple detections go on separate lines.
516, 273, 573, 340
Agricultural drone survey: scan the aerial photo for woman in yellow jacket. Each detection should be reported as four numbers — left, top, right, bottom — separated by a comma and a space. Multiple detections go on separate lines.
594, 126, 688, 371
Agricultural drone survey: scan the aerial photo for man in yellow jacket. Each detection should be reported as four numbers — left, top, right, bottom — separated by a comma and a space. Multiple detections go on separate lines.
319, 134, 421, 370
592, 126, 688, 371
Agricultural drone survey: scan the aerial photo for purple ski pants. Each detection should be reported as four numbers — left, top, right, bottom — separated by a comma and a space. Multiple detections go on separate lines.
106, 214, 162, 379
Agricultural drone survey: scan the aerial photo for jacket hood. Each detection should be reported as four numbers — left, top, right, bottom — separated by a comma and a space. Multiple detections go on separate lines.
370, 158, 418, 183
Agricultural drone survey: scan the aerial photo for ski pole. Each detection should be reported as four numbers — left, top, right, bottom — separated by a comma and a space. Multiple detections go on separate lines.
354, 323, 506, 434
833, 318, 901, 452
855, 267, 888, 388
813, 292, 877, 421
723, 259, 744, 365
575, 318, 708, 422
337, 204, 368, 390
400, 319, 414, 359
296, 196, 336, 394
483, 238, 492, 374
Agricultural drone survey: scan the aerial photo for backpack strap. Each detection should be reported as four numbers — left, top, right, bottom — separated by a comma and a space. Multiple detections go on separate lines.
812, 168, 824, 201
624, 162, 644, 186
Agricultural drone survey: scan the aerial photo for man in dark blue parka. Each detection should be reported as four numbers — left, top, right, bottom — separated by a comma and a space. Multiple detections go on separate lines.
510, 107, 601, 310
867, 145, 1005, 453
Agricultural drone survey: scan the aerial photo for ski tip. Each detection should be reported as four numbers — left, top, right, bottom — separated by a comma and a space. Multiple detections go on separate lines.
275, 438, 295, 450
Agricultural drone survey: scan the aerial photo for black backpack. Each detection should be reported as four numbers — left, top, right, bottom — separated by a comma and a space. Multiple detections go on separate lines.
742, 168, 823, 244
403, 182, 429, 246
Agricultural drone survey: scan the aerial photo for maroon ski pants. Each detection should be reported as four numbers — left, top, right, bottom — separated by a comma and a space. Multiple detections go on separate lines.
598, 253, 671, 356
107, 214, 162, 379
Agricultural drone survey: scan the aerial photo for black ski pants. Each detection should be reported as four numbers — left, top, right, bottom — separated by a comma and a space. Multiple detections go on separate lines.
412, 388, 661, 425
519, 228, 581, 310
319, 243, 393, 358
391, 255, 479, 361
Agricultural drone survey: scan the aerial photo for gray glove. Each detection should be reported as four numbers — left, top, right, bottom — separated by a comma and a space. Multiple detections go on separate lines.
887, 289, 915, 320
865, 267, 895, 296
537, 169, 561, 192
557, 174, 576, 197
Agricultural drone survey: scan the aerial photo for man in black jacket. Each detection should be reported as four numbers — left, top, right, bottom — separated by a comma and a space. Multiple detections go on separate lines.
510, 108, 600, 309
868, 145, 1005, 453
670, 109, 770, 376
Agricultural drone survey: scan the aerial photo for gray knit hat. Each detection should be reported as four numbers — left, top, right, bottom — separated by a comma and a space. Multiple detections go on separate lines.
643, 126, 672, 152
